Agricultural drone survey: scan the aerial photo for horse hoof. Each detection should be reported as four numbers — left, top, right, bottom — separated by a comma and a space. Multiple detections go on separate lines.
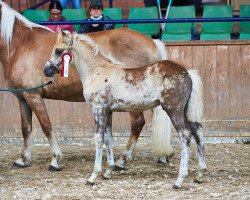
113, 165, 125, 171
194, 177, 204, 184
102, 175, 111, 180
86, 181, 95, 186
12, 162, 26, 168
172, 184, 181, 189
157, 156, 167, 165
157, 155, 174, 165
48, 165, 61, 172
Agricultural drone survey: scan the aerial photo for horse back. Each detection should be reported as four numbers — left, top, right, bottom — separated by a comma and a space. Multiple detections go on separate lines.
88, 28, 161, 67
123, 60, 192, 101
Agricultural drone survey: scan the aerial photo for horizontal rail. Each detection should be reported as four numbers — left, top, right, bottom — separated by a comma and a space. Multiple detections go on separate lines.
37, 17, 250, 25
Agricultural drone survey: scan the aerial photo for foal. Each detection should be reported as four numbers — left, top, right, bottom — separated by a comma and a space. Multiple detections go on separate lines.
44, 30, 207, 189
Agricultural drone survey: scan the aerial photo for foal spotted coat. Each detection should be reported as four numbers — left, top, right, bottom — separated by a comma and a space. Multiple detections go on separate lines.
44, 30, 207, 189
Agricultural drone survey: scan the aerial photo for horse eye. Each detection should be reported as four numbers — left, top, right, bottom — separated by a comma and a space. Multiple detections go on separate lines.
55, 48, 64, 55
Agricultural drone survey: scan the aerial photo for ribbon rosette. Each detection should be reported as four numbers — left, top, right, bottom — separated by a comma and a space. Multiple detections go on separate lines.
60, 53, 72, 77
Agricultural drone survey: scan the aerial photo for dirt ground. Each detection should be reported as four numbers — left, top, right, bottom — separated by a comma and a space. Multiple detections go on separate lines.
0, 142, 249, 200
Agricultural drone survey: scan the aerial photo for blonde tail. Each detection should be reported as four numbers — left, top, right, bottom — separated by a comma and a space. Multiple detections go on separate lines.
151, 40, 173, 158
152, 106, 173, 156
187, 70, 203, 122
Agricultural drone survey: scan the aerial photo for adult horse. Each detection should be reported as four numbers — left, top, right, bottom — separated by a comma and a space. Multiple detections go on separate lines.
0, 1, 173, 170
44, 30, 207, 188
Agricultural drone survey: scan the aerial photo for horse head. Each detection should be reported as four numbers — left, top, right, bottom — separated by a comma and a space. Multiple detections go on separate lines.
44, 29, 73, 77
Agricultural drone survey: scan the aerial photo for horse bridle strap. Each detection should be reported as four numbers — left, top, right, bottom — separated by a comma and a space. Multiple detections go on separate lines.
48, 36, 74, 73
48, 58, 61, 73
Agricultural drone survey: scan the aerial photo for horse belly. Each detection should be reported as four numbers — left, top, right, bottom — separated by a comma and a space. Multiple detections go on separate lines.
111, 89, 159, 112
111, 99, 160, 112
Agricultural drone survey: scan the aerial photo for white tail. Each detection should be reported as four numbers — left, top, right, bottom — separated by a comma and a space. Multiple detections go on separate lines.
152, 106, 173, 156
187, 70, 204, 122
153, 39, 168, 60
151, 40, 173, 157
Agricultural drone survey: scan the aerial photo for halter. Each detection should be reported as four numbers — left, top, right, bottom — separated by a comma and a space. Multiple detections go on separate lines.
48, 36, 74, 73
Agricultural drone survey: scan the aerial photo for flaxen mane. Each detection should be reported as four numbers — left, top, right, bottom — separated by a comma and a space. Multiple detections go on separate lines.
0, 1, 52, 50
75, 33, 124, 66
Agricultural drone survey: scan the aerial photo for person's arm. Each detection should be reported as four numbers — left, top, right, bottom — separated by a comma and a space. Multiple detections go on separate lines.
68, 24, 76, 33
79, 24, 89, 33
79, 19, 91, 34
103, 16, 115, 30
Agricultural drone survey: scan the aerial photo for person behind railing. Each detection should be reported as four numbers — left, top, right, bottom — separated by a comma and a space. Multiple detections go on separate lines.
59, 0, 81, 9
79, 0, 114, 34
44, 0, 75, 33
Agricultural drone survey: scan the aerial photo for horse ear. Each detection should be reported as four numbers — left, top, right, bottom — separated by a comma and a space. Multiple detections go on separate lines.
61, 29, 71, 38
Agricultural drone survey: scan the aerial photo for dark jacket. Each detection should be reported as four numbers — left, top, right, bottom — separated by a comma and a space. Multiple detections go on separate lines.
79, 15, 114, 34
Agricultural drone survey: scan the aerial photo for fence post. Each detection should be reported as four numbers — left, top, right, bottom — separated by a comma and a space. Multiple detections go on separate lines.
191, 22, 195, 40
109, 0, 113, 8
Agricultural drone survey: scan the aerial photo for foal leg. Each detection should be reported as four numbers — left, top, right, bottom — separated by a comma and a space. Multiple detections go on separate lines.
163, 108, 191, 189
24, 93, 62, 171
103, 112, 115, 179
87, 108, 107, 185
13, 97, 32, 167
189, 122, 207, 183
114, 112, 145, 170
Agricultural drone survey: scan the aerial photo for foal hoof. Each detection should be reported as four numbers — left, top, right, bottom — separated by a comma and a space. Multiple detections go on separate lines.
172, 184, 181, 189
102, 176, 111, 180
102, 174, 112, 180
86, 181, 95, 186
12, 162, 26, 168
113, 165, 125, 171
194, 177, 204, 184
48, 165, 61, 172
157, 156, 168, 165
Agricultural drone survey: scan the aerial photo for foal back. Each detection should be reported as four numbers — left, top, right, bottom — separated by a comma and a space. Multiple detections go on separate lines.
87, 60, 192, 112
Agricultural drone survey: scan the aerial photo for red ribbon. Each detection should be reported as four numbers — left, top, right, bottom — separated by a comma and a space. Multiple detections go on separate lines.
60, 53, 72, 77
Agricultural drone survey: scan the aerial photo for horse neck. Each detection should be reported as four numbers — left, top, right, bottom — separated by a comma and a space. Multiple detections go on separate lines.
73, 40, 111, 83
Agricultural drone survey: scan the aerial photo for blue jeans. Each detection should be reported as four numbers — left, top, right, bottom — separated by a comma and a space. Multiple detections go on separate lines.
59, 0, 81, 9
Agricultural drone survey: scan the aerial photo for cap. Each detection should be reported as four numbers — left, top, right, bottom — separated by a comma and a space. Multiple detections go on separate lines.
90, 0, 103, 9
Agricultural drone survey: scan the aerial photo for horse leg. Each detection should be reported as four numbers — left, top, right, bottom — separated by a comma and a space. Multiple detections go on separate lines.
23, 93, 62, 171
189, 122, 207, 183
114, 112, 145, 170
13, 96, 32, 167
103, 112, 115, 179
162, 107, 191, 189
87, 107, 108, 185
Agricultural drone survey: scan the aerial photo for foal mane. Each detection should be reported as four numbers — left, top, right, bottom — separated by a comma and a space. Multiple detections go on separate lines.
76, 33, 124, 66
0, 1, 52, 51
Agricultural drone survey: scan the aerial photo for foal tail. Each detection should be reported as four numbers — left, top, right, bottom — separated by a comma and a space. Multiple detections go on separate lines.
151, 39, 173, 158
186, 70, 204, 122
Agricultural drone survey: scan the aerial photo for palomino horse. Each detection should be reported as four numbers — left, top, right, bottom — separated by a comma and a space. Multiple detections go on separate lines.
0, 1, 172, 171
44, 30, 207, 189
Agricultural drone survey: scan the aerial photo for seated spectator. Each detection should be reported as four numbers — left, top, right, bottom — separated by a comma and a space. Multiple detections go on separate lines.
79, 0, 114, 34
44, 0, 75, 33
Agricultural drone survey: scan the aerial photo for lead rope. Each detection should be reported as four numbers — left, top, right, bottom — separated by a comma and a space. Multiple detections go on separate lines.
0, 75, 57, 93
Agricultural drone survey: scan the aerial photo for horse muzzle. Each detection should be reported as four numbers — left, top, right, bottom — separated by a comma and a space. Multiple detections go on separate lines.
43, 61, 59, 77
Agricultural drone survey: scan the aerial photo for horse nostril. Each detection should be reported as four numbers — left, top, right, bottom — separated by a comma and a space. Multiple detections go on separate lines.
43, 68, 51, 77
